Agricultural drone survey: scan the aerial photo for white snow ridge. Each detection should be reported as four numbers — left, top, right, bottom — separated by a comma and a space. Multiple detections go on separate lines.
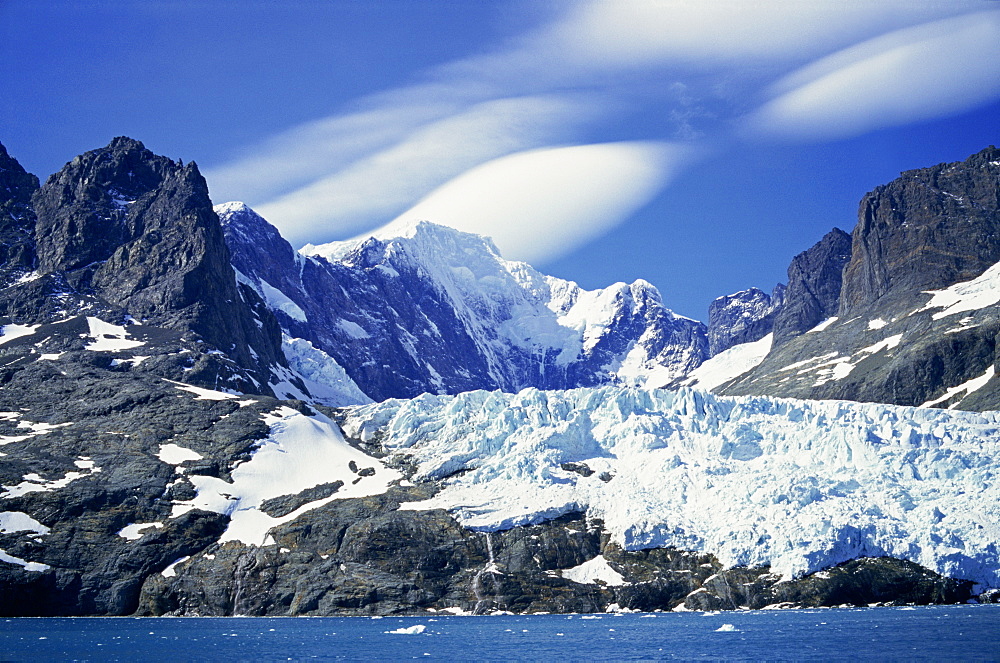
339, 387, 1000, 590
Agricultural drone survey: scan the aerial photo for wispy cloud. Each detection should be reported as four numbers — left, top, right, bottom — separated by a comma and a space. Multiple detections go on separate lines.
365, 141, 692, 265
253, 94, 603, 245
744, 10, 1000, 141
204, 0, 1000, 262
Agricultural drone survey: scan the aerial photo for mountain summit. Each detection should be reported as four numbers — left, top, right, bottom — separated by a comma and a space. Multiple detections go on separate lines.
222, 205, 710, 401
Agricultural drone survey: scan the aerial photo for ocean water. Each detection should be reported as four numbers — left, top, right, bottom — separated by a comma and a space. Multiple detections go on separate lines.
1, 604, 998, 661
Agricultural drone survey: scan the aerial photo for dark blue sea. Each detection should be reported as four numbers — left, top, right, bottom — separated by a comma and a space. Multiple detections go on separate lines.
2, 604, 998, 661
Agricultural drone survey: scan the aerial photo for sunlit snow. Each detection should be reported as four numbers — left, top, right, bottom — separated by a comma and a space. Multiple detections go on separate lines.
164, 379, 239, 401
171, 406, 401, 545
84, 317, 145, 352
157, 443, 204, 465
117, 522, 164, 541
561, 555, 628, 586
679, 333, 772, 391
921, 259, 1000, 319
0, 323, 39, 345
921, 366, 996, 408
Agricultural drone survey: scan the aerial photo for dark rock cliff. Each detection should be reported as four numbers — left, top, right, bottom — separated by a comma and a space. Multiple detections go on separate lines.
0, 142, 39, 286
770, 228, 852, 349
723, 148, 1000, 410
23, 138, 286, 390
840, 145, 1000, 314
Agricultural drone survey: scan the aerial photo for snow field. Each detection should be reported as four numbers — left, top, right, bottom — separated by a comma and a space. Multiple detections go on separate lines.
170, 406, 401, 545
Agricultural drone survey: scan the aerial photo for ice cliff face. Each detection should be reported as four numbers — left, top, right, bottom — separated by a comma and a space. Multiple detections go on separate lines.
340, 386, 1000, 590
220, 205, 708, 401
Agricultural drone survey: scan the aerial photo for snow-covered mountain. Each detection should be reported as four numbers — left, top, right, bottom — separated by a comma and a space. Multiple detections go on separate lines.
220, 203, 708, 402
3, 137, 1000, 616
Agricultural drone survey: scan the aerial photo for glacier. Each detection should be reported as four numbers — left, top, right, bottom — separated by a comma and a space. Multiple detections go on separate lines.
339, 387, 1000, 590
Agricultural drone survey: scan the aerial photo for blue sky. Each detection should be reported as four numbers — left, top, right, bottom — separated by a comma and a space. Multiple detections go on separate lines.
3, 1, 1000, 319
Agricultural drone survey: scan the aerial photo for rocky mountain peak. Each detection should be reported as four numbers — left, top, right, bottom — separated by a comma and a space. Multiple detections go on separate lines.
840, 146, 1000, 315
770, 227, 852, 348
707, 284, 784, 356
27, 138, 286, 390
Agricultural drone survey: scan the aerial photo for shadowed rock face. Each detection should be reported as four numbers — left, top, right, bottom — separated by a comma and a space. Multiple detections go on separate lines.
707, 284, 785, 356
29, 137, 285, 385
840, 145, 1000, 315
722, 148, 1000, 410
770, 228, 852, 349
0, 142, 39, 286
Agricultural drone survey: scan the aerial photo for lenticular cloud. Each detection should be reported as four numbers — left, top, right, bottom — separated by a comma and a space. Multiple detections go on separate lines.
371, 141, 690, 265
744, 10, 1000, 141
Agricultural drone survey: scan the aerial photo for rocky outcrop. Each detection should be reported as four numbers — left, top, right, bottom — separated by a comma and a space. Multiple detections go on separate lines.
770, 228, 852, 349
724, 148, 1000, 410
30, 138, 285, 388
707, 284, 784, 356
0, 357, 275, 616
135, 502, 975, 616
0, 142, 38, 286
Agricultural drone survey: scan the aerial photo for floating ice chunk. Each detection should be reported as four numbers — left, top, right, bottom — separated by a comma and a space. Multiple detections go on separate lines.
715, 623, 739, 632
385, 624, 426, 635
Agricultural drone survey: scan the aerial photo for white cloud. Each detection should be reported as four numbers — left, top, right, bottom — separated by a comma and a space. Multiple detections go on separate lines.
537, 0, 980, 69
204, 0, 999, 258
744, 11, 1000, 141
357, 141, 691, 265
203, 85, 473, 204
253, 94, 601, 246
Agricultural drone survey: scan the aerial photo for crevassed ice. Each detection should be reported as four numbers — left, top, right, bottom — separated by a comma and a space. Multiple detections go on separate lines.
339, 386, 1000, 589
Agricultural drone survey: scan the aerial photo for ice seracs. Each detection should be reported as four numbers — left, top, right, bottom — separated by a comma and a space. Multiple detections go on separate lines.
339, 386, 1000, 590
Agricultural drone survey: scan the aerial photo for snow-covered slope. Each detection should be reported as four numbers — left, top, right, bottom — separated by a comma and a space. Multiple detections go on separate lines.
339, 387, 1000, 590
221, 204, 708, 401
678, 333, 773, 391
